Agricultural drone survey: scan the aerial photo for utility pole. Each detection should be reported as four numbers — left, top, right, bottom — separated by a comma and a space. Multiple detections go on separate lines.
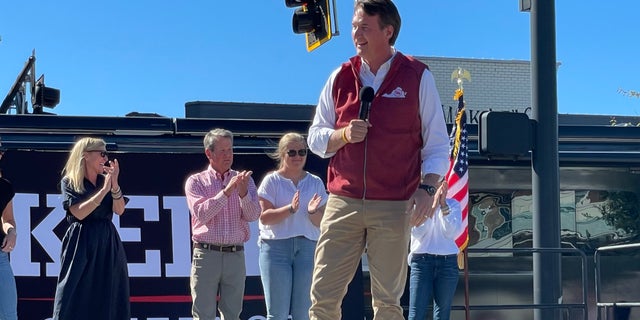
526, 0, 563, 319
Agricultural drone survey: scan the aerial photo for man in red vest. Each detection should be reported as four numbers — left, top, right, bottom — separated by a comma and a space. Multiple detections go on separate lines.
307, 1, 450, 319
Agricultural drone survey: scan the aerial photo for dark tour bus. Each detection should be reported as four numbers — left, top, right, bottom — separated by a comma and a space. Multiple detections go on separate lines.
1, 103, 640, 320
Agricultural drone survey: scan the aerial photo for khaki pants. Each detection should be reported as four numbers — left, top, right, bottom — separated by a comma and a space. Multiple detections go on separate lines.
309, 194, 411, 320
190, 248, 246, 320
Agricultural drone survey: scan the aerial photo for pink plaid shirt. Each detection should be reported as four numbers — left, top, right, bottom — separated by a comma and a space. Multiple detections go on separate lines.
185, 166, 261, 245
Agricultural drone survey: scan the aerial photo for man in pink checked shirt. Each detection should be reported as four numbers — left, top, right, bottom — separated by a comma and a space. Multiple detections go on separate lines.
184, 128, 261, 320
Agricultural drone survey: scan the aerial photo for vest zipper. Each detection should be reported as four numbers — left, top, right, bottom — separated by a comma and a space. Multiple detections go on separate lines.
362, 137, 368, 200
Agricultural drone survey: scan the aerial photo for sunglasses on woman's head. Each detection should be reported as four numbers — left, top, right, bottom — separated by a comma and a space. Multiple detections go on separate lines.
287, 149, 307, 157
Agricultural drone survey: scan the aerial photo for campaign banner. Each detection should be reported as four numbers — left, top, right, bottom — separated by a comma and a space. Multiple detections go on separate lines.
4, 150, 363, 320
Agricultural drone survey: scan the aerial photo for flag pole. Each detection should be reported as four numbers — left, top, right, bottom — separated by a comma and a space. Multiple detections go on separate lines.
451, 67, 471, 320
463, 248, 470, 320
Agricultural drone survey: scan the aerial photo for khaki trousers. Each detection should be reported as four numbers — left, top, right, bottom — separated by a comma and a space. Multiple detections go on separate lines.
309, 194, 411, 320
190, 248, 246, 320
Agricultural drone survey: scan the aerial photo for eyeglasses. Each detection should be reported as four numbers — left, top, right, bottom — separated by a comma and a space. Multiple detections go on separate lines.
287, 149, 307, 157
88, 150, 108, 158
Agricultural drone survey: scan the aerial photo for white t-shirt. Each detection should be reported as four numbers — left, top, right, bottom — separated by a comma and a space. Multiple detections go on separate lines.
257, 171, 328, 241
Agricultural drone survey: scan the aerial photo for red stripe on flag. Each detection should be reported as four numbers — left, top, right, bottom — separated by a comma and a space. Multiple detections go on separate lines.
446, 93, 469, 252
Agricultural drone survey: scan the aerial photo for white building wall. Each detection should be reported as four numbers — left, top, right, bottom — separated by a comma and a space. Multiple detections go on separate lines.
417, 56, 532, 123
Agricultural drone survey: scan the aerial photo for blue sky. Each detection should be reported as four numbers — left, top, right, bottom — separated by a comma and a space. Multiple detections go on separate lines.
1, 1, 638, 118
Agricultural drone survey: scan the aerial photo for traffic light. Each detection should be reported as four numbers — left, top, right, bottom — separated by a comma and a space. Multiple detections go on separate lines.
286, 0, 332, 52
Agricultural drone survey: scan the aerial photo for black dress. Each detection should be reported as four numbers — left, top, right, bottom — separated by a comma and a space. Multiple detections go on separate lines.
52, 175, 130, 320
0, 177, 14, 220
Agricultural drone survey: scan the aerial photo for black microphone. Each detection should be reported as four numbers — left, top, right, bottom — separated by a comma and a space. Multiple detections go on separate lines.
358, 86, 375, 120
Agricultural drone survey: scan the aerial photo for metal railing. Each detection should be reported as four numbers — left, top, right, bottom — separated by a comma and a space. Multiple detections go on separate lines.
456, 247, 589, 320
594, 243, 640, 320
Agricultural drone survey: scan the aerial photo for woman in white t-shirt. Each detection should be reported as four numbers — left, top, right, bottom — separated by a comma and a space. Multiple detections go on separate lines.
257, 132, 327, 320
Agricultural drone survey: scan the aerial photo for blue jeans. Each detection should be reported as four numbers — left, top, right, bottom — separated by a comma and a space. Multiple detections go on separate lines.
408, 253, 459, 320
0, 251, 17, 320
259, 236, 316, 320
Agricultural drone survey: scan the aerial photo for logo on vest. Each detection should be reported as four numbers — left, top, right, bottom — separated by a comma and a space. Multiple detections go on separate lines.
382, 86, 407, 98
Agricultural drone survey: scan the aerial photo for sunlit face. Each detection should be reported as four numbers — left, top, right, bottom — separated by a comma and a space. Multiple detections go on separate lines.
206, 137, 233, 173
283, 140, 307, 170
84, 148, 108, 175
351, 6, 393, 65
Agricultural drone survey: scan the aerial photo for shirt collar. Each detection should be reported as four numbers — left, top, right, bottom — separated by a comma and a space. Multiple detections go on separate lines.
360, 47, 397, 88
360, 47, 396, 73
208, 166, 230, 180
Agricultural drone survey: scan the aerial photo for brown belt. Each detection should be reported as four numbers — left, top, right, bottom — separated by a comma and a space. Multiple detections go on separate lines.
194, 242, 244, 252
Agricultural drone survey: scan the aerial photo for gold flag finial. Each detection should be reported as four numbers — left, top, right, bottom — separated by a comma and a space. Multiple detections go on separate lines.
451, 67, 471, 91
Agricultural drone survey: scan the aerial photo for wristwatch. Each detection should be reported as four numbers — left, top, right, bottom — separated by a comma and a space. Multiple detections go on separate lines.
441, 204, 451, 215
418, 184, 437, 196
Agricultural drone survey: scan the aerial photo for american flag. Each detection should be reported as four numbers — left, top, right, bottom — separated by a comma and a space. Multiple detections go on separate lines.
446, 89, 469, 251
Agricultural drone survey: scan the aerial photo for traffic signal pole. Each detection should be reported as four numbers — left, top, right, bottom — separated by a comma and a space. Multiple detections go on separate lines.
530, 1, 563, 319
